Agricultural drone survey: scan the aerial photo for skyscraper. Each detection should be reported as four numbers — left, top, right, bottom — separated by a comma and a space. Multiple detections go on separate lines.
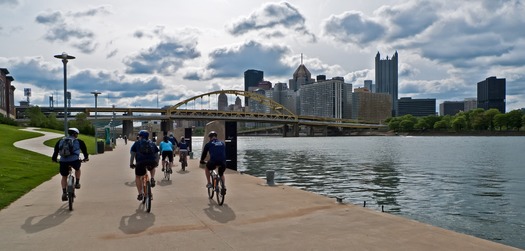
364, 80, 374, 93
244, 69, 263, 106
375, 51, 398, 116
477, 76, 506, 113
218, 92, 228, 111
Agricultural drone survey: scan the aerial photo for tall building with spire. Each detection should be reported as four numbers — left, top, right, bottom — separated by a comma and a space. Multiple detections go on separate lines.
289, 54, 314, 91
375, 51, 398, 116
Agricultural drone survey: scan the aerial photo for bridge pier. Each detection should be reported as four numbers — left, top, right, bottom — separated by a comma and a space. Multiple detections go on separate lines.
122, 120, 133, 138
161, 119, 174, 135
283, 124, 299, 137
202, 120, 237, 171
307, 126, 315, 137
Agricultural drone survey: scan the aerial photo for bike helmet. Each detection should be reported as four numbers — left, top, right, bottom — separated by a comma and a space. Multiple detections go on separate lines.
208, 131, 217, 138
138, 130, 149, 138
68, 128, 80, 135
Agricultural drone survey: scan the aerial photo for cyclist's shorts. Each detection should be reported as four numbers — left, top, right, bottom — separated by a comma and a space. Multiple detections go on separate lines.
135, 160, 158, 176
161, 151, 173, 162
206, 160, 226, 177
59, 159, 81, 176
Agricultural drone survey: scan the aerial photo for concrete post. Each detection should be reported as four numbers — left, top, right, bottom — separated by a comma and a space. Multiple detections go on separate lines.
266, 170, 275, 186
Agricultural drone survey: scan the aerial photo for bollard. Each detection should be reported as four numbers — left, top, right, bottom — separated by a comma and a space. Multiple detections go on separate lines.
363, 201, 366, 207
266, 170, 275, 186
189, 152, 194, 159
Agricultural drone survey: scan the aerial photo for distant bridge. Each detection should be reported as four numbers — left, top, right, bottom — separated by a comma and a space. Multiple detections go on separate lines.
15, 90, 387, 136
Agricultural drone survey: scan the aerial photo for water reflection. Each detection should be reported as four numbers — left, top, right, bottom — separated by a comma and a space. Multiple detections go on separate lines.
234, 136, 525, 249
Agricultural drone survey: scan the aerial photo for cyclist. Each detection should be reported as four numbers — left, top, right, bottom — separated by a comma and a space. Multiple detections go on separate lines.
200, 131, 227, 192
167, 133, 178, 157
178, 136, 189, 169
130, 130, 160, 201
52, 128, 89, 201
159, 135, 174, 173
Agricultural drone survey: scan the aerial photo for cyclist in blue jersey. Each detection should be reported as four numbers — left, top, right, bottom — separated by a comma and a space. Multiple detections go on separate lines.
168, 133, 178, 153
200, 131, 227, 190
159, 135, 174, 173
130, 130, 159, 201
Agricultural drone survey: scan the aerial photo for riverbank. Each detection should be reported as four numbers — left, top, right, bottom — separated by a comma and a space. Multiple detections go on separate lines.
351, 130, 525, 136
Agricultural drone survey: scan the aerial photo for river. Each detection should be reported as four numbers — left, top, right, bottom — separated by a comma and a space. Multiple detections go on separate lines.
192, 136, 525, 249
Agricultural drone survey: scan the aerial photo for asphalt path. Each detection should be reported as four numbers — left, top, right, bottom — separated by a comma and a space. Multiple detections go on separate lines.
1, 128, 520, 250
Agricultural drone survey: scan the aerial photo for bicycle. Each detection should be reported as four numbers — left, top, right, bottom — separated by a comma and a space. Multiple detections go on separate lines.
131, 164, 153, 213
66, 166, 76, 211
66, 159, 88, 211
179, 150, 188, 171
207, 167, 226, 205
162, 159, 172, 181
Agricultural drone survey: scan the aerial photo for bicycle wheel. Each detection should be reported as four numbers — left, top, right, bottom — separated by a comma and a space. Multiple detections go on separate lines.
207, 177, 215, 199
216, 178, 225, 205
67, 176, 75, 211
145, 181, 152, 213
164, 164, 170, 181
182, 159, 187, 171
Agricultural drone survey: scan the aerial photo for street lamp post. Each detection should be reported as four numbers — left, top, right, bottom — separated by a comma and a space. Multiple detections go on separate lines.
54, 52, 75, 137
91, 91, 102, 154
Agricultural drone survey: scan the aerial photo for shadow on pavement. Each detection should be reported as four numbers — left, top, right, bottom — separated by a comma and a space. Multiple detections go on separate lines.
118, 205, 156, 235
203, 202, 236, 223
124, 180, 136, 187
21, 204, 71, 233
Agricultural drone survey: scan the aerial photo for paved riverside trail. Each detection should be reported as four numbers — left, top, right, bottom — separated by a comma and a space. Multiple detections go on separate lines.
1, 128, 521, 250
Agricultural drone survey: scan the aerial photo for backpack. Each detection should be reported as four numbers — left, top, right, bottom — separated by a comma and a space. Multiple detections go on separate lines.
138, 140, 155, 156
59, 137, 76, 157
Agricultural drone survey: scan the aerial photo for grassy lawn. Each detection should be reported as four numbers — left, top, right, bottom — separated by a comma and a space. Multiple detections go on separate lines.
0, 125, 97, 210
0, 125, 58, 209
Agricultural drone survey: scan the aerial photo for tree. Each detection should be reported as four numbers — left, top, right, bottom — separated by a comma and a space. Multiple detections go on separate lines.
0, 114, 18, 126
434, 120, 448, 130
507, 110, 523, 131
484, 108, 501, 131
388, 119, 401, 131
399, 119, 415, 132
452, 115, 467, 131
493, 113, 508, 131
70, 112, 94, 135
45, 112, 62, 130
25, 106, 48, 127
469, 108, 489, 130
415, 118, 430, 131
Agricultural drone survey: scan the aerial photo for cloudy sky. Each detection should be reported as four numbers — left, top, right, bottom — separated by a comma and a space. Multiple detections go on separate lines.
1, 0, 524, 112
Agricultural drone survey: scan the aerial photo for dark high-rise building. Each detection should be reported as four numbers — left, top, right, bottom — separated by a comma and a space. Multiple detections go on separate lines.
439, 101, 464, 116
397, 97, 436, 117
244, 69, 263, 106
375, 51, 398, 116
477, 76, 506, 113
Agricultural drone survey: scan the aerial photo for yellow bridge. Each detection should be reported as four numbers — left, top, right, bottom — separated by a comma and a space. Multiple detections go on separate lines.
16, 90, 387, 133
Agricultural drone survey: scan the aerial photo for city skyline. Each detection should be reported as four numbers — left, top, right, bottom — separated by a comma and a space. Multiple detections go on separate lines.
1, 0, 524, 112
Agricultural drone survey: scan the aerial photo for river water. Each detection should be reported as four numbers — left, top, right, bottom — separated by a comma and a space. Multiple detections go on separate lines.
192, 136, 525, 249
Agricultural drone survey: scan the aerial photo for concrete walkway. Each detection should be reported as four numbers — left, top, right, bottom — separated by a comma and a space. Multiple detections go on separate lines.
1, 128, 521, 250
